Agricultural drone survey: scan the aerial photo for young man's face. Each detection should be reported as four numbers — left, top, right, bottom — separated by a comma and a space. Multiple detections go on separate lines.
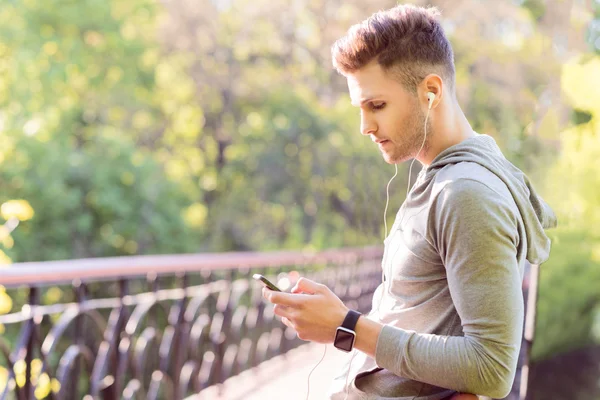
347, 61, 429, 164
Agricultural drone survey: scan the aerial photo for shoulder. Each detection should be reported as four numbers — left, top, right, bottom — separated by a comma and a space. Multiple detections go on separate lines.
426, 164, 522, 268
431, 162, 514, 208
427, 163, 521, 236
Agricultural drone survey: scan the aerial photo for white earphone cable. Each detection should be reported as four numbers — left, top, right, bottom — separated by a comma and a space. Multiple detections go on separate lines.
383, 164, 398, 237
306, 344, 328, 400
406, 104, 432, 197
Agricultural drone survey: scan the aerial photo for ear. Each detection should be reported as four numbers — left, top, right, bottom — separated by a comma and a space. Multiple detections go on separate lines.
419, 74, 443, 110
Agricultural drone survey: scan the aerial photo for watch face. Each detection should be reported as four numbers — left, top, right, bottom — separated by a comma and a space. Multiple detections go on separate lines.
334, 328, 355, 352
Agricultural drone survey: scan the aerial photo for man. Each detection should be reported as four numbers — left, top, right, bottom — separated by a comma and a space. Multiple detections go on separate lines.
263, 4, 556, 399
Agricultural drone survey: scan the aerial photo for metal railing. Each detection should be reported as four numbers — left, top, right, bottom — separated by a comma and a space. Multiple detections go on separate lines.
0, 247, 383, 399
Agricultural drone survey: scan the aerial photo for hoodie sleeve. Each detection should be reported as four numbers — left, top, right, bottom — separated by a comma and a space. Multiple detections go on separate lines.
374, 178, 524, 399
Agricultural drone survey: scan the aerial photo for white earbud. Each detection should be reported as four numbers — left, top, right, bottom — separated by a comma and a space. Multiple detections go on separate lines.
427, 92, 435, 109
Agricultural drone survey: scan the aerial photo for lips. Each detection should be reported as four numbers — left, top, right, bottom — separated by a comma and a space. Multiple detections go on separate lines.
371, 137, 391, 150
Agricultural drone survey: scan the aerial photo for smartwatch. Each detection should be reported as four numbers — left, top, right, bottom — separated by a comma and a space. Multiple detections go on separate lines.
334, 310, 361, 352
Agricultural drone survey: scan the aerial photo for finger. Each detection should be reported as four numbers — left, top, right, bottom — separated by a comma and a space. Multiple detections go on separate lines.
264, 290, 304, 307
291, 277, 321, 295
281, 317, 294, 329
273, 304, 293, 319
262, 286, 283, 301
291, 285, 303, 294
262, 287, 272, 300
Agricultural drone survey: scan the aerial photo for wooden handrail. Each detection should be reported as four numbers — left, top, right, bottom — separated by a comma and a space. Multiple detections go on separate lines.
0, 246, 383, 287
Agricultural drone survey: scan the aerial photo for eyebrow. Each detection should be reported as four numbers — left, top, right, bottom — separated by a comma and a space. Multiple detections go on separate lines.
351, 96, 382, 107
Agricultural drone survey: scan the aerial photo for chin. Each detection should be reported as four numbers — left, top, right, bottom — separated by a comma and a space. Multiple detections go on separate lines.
382, 152, 408, 164
382, 157, 397, 165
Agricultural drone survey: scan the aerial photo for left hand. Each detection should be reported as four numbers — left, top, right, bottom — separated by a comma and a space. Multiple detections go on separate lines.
262, 277, 349, 343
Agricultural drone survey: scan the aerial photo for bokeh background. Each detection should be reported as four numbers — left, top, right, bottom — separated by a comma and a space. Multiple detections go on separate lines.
0, 0, 599, 398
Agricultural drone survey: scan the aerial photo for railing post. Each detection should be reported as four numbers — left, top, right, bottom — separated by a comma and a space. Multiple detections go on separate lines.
520, 263, 540, 400
24, 287, 38, 400
72, 280, 85, 400
110, 279, 129, 400
172, 272, 188, 399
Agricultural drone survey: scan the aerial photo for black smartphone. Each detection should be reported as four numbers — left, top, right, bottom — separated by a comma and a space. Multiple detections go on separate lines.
253, 274, 282, 291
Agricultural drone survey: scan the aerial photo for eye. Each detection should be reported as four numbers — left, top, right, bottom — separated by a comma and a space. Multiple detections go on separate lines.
371, 102, 386, 110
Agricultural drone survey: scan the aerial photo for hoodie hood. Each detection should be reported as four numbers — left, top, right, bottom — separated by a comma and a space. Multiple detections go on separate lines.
422, 133, 557, 265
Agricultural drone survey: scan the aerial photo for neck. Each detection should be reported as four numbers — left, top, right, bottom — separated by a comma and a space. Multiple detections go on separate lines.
417, 99, 475, 167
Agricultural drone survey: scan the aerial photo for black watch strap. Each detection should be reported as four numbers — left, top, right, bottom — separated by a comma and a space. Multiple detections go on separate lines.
341, 310, 361, 332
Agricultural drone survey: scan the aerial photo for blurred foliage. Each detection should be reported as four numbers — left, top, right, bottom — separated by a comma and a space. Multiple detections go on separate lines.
533, 227, 600, 361
0, 0, 201, 261
589, 0, 600, 53
533, 54, 600, 361
0, 0, 598, 375
0, 359, 60, 399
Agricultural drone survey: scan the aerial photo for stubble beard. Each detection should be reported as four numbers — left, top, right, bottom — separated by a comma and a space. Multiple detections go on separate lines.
384, 108, 432, 164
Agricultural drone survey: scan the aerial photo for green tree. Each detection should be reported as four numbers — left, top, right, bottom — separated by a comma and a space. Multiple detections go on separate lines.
533, 55, 600, 361
0, 0, 202, 261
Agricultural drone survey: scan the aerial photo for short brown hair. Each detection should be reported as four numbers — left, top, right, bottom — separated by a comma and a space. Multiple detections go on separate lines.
331, 5, 455, 93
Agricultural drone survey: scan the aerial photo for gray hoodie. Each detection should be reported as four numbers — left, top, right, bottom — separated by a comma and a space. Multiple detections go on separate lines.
329, 134, 557, 400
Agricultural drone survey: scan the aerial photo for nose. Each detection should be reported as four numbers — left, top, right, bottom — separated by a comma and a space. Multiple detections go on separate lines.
360, 111, 377, 136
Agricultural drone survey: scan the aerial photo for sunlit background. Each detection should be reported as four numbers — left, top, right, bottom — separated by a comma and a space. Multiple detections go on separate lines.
1, 0, 599, 398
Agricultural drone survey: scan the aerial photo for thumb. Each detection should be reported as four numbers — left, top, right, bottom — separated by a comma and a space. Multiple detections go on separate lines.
291, 277, 320, 294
